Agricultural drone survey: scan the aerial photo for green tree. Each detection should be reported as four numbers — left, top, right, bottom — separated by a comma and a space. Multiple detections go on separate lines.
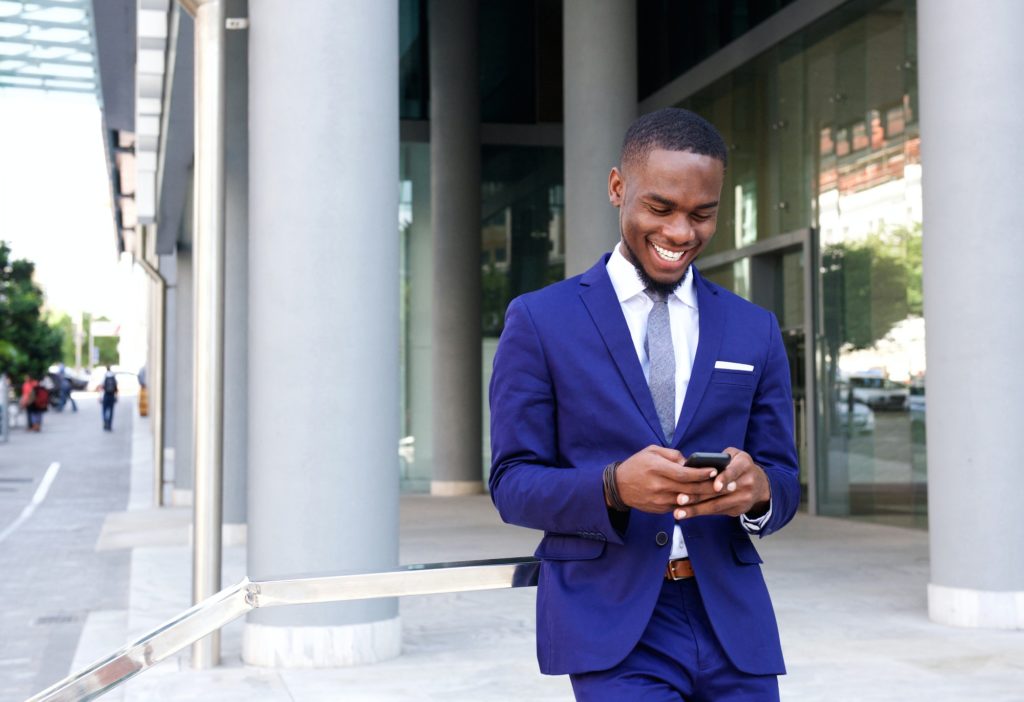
821, 224, 923, 352
86, 314, 120, 366
47, 311, 120, 368
0, 241, 64, 379
50, 311, 78, 366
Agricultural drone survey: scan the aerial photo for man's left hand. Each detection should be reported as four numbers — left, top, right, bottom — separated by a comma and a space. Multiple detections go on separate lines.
672, 447, 771, 520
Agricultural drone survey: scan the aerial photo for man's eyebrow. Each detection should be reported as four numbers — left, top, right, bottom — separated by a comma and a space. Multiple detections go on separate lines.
642, 194, 720, 211
642, 193, 677, 208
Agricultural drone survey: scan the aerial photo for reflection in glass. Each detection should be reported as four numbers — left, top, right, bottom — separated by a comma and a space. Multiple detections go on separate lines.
679, 0, 926, 525
480, 146, 565, 337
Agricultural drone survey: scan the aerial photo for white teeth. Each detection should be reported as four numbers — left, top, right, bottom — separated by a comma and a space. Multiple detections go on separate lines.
652, 243, 683, 262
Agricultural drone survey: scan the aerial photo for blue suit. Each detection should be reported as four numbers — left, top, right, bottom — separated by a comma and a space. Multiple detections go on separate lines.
489, 254, 800, 677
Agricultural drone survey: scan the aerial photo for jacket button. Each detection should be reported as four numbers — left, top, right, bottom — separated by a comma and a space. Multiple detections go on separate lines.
655, 531, 669, 546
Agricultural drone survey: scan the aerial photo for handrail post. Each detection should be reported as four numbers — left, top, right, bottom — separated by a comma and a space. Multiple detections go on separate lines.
182, 0, 227, 669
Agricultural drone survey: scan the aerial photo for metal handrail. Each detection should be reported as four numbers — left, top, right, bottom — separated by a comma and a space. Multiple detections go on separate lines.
28, 557, 540, 702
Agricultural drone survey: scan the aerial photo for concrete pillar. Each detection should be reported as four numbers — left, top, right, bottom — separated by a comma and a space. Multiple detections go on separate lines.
920, 0, 1024, 629
161, 254, 176, 462
244, 0, 401, 666
429, 0, 483, 496
222, 0, 248, 533
406, 143, 433, 487
563, 0, 636, 277
173, 244, 194, 503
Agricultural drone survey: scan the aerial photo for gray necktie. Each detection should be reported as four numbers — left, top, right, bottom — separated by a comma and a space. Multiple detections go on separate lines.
644, 289, 676, 442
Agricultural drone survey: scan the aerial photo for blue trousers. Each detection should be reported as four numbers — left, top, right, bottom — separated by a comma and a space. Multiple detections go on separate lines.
102, 400, 115, 429
569, 577, 780, 701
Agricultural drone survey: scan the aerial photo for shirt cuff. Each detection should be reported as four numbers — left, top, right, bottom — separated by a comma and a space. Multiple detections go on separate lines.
739, 501, 772, 532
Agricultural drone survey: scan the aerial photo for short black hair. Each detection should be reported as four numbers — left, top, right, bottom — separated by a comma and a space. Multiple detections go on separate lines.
620, 108, 728, 170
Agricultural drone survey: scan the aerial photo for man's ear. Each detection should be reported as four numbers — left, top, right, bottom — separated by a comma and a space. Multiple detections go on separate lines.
608, 167, 624, 207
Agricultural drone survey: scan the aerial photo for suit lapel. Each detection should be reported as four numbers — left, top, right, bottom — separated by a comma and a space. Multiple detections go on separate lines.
673, 267, 726, 445
578, 257, 664, 443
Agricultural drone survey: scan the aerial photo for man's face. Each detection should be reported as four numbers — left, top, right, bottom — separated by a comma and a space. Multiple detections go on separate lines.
608, 148, 724, 291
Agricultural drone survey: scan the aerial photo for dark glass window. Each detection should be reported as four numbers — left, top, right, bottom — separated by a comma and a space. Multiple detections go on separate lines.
480, 0, 563, 123
638, 0, 796, 100
399, 0, 429, 120
480, 145, 564, 336
400, 0, 563, 124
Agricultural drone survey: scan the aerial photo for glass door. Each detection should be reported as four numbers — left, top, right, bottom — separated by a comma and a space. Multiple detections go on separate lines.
699, 229, 818, 512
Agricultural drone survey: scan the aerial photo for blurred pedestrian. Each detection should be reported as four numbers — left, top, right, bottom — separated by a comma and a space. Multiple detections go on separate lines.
20, 374, 51, 432
137, 364, 148, 417
35, 376, 54, 429
19, 374, 38, 431
57, 363, 77, 412
100, 365, 118, 431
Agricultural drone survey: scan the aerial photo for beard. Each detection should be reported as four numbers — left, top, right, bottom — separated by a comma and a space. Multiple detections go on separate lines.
620, 238, 688, 297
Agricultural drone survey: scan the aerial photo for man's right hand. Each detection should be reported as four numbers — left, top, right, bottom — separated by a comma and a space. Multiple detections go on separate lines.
611, 446, 719, 514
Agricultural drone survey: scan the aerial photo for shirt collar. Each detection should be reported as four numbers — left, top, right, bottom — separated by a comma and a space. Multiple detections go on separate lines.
606, 242, 697, 309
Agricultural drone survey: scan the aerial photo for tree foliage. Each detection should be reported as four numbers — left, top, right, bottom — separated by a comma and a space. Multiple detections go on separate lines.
49, 311, 119, 367
821, 223, 923, 352
0, 241, 64, 379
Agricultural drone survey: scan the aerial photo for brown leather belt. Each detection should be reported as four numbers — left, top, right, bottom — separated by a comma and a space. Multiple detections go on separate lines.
665, 558, 695, 580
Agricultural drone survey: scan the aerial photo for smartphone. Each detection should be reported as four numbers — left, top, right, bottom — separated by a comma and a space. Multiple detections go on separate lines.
683, 452, 731, 470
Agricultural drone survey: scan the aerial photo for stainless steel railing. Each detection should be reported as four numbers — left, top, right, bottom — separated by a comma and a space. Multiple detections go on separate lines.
28, 556, 540, 702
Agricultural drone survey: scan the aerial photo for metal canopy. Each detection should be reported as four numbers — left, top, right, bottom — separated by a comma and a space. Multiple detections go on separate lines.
0, 0, 100, 97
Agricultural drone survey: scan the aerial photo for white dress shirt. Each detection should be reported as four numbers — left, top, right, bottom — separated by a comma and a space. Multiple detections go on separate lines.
605, 243, 770, 559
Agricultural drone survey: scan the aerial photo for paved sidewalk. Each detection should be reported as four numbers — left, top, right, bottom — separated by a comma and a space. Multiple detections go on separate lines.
32, 416, 1024, 701
0, 393, 133, 701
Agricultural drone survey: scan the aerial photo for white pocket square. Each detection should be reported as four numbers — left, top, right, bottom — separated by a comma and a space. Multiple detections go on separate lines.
715, 361, 754, 372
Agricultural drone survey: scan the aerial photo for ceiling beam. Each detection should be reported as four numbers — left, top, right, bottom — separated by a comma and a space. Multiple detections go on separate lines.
3, 0, 92, 10
0, 36, 90, 51
0, 68, 94, 83
0, 16, 90, 31
0, 53, 92, 67
0, 79, 96, 94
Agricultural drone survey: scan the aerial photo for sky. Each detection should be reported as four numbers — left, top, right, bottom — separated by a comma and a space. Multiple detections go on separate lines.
0, 88, 148, 364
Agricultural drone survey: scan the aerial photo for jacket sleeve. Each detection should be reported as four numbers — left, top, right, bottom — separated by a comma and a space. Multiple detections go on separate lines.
746, 313, 801, 537
488, 298, 625, 544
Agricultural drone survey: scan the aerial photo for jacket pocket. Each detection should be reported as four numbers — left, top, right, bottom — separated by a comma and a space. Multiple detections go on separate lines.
710, 369, 757, 387
731, 536, 763, 565
534, 534, 607, 561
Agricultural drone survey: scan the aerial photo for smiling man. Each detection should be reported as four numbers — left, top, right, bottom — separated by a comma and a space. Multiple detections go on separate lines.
489, 108, 800, 700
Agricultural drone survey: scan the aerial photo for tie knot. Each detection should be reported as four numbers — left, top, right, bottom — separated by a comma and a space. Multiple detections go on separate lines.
645, 288, 669, 304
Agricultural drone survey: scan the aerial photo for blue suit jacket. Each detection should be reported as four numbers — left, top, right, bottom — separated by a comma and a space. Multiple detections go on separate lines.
489, 255, 800, 676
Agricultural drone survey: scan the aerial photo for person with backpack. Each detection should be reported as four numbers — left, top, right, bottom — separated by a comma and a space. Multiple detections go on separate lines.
100, 366, 118, 431
20, 374, 51, 432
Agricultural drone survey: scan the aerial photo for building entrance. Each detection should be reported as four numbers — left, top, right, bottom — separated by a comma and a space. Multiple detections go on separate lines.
698, 229, 818, 512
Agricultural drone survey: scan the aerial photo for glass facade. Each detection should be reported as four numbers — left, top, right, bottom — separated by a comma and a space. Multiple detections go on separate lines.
480, 145, 565, 337
399, 0, 563, 123
678, 0, 925, 526
638, 0, 797, 99
399, 0, 927, 526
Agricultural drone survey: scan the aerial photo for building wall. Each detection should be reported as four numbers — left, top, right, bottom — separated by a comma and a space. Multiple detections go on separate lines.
397, 0, 928, 526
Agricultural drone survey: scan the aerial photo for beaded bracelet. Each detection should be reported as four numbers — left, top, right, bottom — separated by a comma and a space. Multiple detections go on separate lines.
603, 461, 628, 512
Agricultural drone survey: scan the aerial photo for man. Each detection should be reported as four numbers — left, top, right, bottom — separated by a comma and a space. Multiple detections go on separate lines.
489, 108, 799, 700
57, 363, 77, 412
100, 366, 118, 431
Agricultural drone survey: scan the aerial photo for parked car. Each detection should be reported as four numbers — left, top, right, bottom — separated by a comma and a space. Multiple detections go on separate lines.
848, 374, 908, 411
47, 364, 90, 391
908, 379, 925, 423
835, 392, 876, 434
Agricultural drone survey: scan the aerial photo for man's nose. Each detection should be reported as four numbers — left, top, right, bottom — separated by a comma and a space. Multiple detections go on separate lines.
662, 217, 696, 244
